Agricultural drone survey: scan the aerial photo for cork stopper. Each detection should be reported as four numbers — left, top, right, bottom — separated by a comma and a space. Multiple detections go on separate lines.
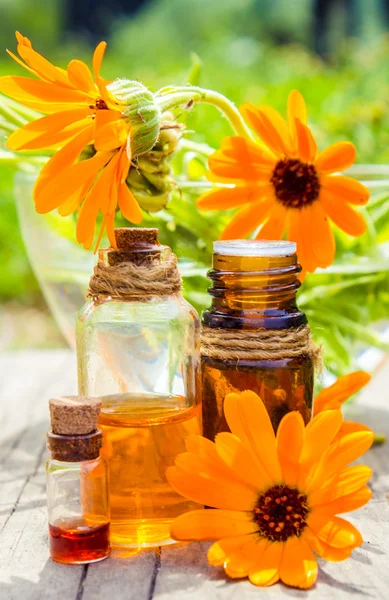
105, 227, 162, 267
49, 396, 101, 435
114, 227, 159, 249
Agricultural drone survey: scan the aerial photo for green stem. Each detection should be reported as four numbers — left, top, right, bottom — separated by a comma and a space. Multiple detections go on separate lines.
155, 85, 253, 139
0, 121, 17, 134
179, 138, 214, 156
0, 100, 28, 127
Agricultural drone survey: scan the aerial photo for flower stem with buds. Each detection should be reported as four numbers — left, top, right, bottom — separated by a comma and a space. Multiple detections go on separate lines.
155, 86, 253, 139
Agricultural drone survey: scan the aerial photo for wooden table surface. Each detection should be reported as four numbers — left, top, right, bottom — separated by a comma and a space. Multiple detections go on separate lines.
0, 349, 388, 600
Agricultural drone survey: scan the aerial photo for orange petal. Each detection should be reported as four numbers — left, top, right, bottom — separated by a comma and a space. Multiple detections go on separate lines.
303, 527, 354, 562
208, 533, 258, 566
92, 41, 112, 105
15, 32, 32, 47
279, 535, 318, 589
321, 175, 370, 206
316, 141, 356, 173
6, 108, 91, 150
294, 118, 317, 162
8, 118, 91, 151
93, 41, 107, 82
241, 103, 292, 156
312, 485, 372, 515
170, 509, 258, 541
296, 206, 320, 274
335, 421, 372, 439
118, 183, 143, 224
104, 211, 117, 249
220, 198, 275, 240
34, 151, 111, 213
299, 410, 343, 468
0, 76, 89, 112
249, 540, 283, 586
224, 535, 268, 579
314, 371, 371, 415
6, 48, 37, 77
303, 430, 374, 493
16, 43, 71, 87
299, 202, 335, 270
87, 152, 120, 214
287, 89, 307, 145
215, 432, 274, 492
220, 136, 275, 165
94, 119, 128, 152
320, 189, 367, 236
307, 515, 363, 549
223, 391, 282, 484
67, 59, 96, 95
76, 199, 100, 250
309, 465, 373, 506
197, 185, 271, 210
186, 434, 221, 458
34, 124, 94, 197
287, 208, 316, 275
208, 152, 273, 181
57, 182, 90, 217
276, 411, 305, 486
166, 464, 257, 511
287, 90, 307, 122
174, 451, 259, 502
256, 202, 287, 240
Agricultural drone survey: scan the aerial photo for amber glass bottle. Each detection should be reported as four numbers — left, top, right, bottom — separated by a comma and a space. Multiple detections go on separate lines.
201, 240, 314, 440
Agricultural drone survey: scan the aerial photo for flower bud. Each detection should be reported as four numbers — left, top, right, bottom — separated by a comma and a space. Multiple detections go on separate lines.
107, 79, 161, 157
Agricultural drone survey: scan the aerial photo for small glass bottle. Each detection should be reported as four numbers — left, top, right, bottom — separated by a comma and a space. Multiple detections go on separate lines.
77, 228, 201, 548
201, 240, 315, 440
46, 396, 110, 564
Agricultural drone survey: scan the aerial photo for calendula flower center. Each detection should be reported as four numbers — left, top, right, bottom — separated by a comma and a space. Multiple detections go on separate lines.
253, 484, 309, 542
95, 98, 108, 110
271, 158, 320, 208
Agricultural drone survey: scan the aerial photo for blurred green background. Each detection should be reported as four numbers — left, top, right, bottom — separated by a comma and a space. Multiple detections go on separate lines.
1, 0, 389, 366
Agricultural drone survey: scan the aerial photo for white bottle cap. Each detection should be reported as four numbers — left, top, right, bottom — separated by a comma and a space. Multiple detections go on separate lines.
213, 240, 296, 257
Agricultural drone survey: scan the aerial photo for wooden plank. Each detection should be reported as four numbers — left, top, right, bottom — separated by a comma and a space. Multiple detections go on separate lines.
82, 549, 158, 600
0, 350, 83, 599
0, 350, 388, 599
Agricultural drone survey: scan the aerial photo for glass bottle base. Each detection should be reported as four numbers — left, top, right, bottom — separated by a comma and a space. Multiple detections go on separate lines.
109, 518, 178, 548
50, 553, 110, 565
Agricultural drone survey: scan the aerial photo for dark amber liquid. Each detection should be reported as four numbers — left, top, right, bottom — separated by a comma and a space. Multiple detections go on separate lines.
202, 250, 314, 440
202, 355, 313, 440
49, 520, 110, 564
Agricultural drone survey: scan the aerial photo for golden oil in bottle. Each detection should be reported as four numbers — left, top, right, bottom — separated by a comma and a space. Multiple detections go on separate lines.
98, 393, 201, 547
77, 228, 201, 547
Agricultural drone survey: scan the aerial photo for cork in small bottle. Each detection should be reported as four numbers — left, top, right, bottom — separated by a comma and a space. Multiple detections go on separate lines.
103, 227, 162, 267
47, 396, 103, 462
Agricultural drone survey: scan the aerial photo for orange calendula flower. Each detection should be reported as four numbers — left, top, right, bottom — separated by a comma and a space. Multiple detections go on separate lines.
197, 90, 370, 274
0, 32, 150, 249
167, 390, 373, 589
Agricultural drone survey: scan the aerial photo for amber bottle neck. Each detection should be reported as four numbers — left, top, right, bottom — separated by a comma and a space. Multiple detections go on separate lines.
202, 252, 306, 330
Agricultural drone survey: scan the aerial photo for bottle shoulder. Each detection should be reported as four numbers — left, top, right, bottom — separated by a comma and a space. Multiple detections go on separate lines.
77, 294, 199, 325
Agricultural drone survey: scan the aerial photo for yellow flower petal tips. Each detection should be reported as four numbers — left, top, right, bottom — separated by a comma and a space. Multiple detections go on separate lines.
168, 389, 373, 589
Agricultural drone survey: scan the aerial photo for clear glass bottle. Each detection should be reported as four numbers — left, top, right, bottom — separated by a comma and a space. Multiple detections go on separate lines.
46, 397, 110, 564
201, 240, 314, 441
77, 228, 201, 548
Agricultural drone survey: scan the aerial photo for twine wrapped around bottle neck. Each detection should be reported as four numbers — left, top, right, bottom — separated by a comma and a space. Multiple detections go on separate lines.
87, 253, 182, 301
201, 324, 322, 368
